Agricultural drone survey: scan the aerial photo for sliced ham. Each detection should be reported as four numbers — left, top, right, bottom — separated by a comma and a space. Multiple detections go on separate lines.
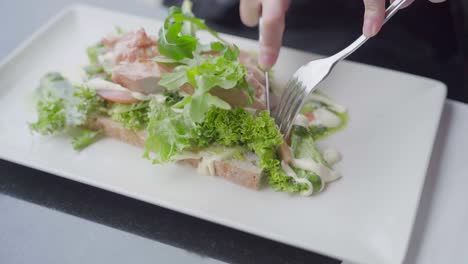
96, 90, 139, 104
101, 28, 159, 65
112, 61, 166, 94
180, 83, 266, 110
210, 87, 265, 109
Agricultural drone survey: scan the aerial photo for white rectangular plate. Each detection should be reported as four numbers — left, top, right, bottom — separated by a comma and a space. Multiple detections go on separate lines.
0, 5, 446, 264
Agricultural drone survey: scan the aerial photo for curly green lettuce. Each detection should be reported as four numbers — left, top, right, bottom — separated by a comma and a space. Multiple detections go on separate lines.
110, 101, 150, 130
29, 96, 67, 135
30, 73, 104, 149
193, 108, 308, 192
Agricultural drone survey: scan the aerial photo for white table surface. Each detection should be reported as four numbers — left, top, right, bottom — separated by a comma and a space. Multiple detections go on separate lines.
344, 100, 468, 264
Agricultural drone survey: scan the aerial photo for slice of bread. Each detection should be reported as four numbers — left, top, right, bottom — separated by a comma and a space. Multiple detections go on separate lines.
86, 116, 263, 189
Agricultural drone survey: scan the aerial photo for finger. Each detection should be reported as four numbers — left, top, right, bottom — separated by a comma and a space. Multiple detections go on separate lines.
390, 0, 415, 8
362, 0, 386, 37
240, 0, 261, 27
259, 0, 290, 69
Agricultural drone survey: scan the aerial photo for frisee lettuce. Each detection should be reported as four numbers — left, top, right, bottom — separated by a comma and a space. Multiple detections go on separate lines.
144, 100, 194, 163
29, 96, 67, 135
193, 108, 307, 192
30, 73, 104, 149
110, 101, 150, 130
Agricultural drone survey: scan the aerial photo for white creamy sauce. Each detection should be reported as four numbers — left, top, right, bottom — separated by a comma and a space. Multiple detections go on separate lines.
152, 94, 167, 103
98, 52, 117, 73
310, 94, 347, 113
61, 67, 86, 85
292, 158, 340, 183
197, 155, 220, 176
293, 113, 309, 127
174, 149, 237, 177
86, 78, 130, 92
311, 108, 342, 128
323, 148, 342, 166
85, 79, 159, 101
281, 161, 313, 196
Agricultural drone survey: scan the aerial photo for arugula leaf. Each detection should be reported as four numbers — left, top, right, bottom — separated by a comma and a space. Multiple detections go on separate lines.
159, 70, 188, 91
158, 22, 198, 60
72, 129, 100, 151
158, 0, 224, 61
180, 45, 250, 121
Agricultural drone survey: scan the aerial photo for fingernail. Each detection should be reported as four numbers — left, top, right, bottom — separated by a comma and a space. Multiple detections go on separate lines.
259, 53, 274, 70
363, 17, 378, 37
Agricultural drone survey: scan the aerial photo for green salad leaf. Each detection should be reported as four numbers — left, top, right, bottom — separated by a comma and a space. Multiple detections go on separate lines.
86, 43, 105, 65
159, 70, 188, 91
159, 44, 252, 123
30, 73, 104, 148
192, 108, 308, 192
289, 126, 336, 192
144, 100, 194, 163
29, 96, 67, 135
164, 91, 184, 106
84, 64, 105, 75
72, 129, 100, 151
110, 101, 150, 130
158, 0, 224, 61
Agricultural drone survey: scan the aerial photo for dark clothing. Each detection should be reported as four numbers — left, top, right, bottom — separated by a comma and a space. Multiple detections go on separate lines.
165, 0, 467, 103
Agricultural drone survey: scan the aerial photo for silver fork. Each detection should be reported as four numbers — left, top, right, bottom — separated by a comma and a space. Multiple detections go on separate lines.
274, 0, 410, 137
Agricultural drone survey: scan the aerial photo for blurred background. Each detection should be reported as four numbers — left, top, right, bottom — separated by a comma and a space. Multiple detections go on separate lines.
1, 0, 465, 102
165, 0, 467, 103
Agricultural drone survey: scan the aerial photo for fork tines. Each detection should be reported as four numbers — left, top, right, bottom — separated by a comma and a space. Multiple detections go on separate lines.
274, 76, 307, 137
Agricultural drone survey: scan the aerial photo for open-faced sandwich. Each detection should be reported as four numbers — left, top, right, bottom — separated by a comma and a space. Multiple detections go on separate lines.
29, 1, 348, 196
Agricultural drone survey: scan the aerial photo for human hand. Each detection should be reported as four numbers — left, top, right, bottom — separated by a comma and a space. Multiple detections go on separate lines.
240, 0, 447, 70
240, 0, 291, 69
362, 0, 447, 37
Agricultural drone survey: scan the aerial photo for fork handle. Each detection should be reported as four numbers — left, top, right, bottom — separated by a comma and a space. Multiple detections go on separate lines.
331, 0, 411, 62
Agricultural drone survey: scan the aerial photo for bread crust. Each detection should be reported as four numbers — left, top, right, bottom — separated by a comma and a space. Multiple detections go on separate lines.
86, 116, 262, 189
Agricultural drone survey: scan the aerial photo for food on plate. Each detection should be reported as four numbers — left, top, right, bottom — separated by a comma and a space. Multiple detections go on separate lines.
29, 0, 347, 195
